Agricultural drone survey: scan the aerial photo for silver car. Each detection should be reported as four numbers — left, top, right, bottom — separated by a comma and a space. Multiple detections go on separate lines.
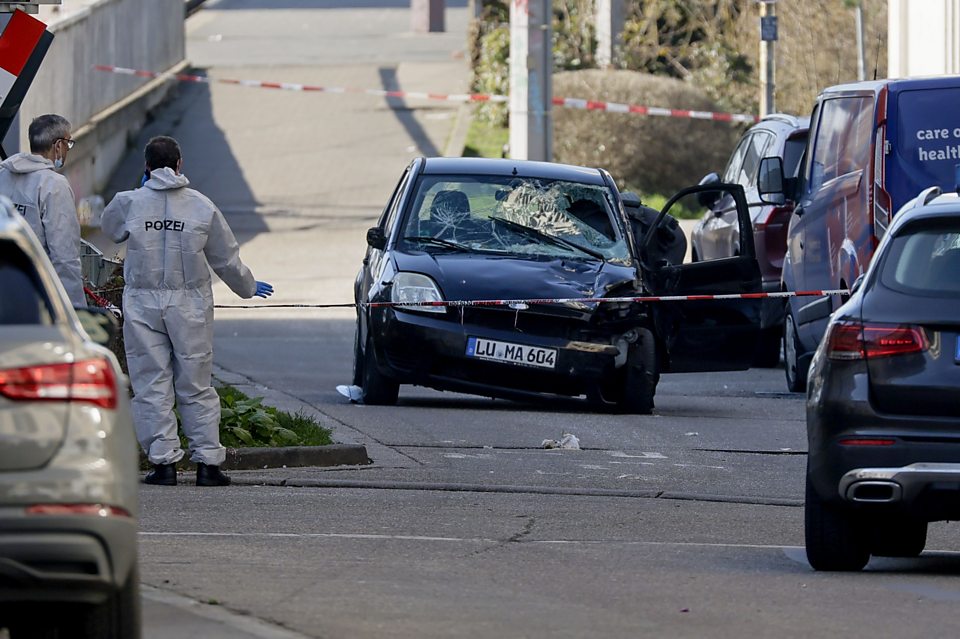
0, 200, 139, 637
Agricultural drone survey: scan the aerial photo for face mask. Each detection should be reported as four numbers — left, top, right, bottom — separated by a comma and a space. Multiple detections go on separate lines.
53, 154, 63, 170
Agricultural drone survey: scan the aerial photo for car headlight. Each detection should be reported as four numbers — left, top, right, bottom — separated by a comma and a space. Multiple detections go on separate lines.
391, 272, 446, 313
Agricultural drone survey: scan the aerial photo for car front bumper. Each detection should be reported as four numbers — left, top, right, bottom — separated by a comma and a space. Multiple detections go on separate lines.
370, 307, 623, 400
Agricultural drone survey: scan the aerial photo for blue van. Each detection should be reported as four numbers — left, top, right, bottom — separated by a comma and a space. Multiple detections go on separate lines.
758, 75, 960, 391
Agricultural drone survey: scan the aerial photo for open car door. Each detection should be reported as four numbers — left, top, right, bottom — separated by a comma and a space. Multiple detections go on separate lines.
639, 183, 763, 373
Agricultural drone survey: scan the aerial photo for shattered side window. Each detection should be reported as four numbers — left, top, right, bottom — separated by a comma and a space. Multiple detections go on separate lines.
401, 174, 630, 262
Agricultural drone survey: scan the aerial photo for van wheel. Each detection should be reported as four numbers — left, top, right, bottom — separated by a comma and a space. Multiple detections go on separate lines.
361, 337, 399, 406
784, 309, 807, 392
804, 474, 870, 572
870, 519, 927, 557
616, 328, 658, 415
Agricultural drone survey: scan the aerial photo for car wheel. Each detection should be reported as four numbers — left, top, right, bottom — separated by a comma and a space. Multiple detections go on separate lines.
15, 565, 143, 638
870, 518, 927, 558
804, 473, 870, 572
616, 327, 658, 415
752, 325, 782, 368
361, 337, 399, 406
352, 318, 363, 387
783, 308, 807, 392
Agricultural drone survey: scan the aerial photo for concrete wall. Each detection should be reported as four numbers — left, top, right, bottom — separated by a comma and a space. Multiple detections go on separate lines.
8, 0, 186, 204
889, 0, 960, 78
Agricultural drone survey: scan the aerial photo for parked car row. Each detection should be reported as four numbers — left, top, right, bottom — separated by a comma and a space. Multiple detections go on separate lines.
744, 77, 960, 571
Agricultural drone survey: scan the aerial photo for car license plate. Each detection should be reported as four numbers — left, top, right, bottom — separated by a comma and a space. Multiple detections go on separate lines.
466, 337, 557, 369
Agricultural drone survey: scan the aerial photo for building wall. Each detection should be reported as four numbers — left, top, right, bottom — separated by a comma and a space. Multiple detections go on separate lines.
889, 0, 960, 78
8, 0, 185, 203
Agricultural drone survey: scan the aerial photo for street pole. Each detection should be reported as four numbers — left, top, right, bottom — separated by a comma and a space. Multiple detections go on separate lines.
758, 0, 777, 118
411, 0, 444, 33
595, 0, 624, 69
509, 0, 552, 161
855, 3, 866, 80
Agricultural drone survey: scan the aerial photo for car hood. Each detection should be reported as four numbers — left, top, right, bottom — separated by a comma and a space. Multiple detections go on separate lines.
394, 251, 637, 318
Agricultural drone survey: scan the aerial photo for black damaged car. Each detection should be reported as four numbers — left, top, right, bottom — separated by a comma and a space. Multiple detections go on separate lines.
354, 157, 763, 413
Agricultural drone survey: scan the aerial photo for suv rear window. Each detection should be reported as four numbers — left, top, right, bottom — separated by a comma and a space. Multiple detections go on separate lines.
0, 242, 54, 325
880, 219, 960, 295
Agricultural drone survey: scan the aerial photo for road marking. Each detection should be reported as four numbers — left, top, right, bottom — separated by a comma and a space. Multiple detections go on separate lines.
607, 451, 667, 459
139, 532, 960, 557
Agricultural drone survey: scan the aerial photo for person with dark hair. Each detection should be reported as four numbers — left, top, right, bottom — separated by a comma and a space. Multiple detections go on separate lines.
0, 113, 84, 305
102, 135, 274, 487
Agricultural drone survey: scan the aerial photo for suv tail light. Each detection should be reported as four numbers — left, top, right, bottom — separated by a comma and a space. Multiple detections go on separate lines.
26, 504, 132, 518
0, 359, 117, 409
826, 322, 927, 361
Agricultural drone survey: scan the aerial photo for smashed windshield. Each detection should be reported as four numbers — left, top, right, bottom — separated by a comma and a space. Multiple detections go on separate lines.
400, 174, 631, 263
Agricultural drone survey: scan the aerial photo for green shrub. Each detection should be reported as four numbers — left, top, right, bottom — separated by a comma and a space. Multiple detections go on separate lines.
552, 69, 743, 195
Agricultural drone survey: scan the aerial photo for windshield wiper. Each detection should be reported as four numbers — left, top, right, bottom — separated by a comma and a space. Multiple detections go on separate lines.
403, 236, 472, 252
489, 216, 605, 261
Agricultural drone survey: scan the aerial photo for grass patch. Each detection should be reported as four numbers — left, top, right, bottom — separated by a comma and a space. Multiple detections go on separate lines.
215, 385, 333, 447
462, 118, 508, 159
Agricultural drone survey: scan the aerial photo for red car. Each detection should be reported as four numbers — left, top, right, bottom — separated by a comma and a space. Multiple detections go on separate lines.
691, 114, 809, 366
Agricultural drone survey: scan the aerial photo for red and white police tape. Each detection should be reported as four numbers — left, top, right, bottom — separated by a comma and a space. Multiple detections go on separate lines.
208, 289, 849, 310
92, 64, 760, 124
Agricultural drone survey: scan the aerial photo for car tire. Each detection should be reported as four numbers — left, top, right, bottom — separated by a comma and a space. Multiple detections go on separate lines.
352, 318, 364, 387
804, 473, 870, 572
752, 325, 782, 368
784, 308, 807, 392
361, 337, 399, 406
616, 327, 658, 415
870, 519, 927, 558
12, 565, 143, 638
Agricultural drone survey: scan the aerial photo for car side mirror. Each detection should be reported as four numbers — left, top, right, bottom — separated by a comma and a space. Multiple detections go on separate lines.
75, 306, 119, 347
621, 191, 642, 208
757, 156, 786, 205
697, 173, 721, 208
366, 227, 387, 250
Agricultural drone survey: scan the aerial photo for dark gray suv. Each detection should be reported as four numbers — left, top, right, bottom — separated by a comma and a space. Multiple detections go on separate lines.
0, 199, 140, 636
805, 187, 960, 571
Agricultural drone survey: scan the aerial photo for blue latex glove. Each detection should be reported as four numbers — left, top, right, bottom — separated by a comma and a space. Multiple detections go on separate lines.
254, 281, 274, 298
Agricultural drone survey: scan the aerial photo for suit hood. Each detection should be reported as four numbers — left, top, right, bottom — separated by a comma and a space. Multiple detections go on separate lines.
145, 167, 190, 191
0, 153, 54, 174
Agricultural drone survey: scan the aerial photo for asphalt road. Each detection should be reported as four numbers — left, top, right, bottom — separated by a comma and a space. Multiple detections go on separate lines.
108, 2, 960, 638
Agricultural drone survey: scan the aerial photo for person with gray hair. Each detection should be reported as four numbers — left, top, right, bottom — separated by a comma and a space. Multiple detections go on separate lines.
0, 114, 84, 305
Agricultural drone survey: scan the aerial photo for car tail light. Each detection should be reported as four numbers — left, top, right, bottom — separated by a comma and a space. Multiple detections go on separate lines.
0, 359, 117, 409
755, 204, 793, 230
838, 438, 896, 446
826, 322, 927, 360
26, 504, 132, 518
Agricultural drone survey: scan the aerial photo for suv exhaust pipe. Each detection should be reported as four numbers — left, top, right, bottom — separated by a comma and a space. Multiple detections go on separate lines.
846, 481, 902, 503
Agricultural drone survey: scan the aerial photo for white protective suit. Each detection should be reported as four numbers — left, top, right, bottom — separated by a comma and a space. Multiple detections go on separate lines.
101, 167, 257, 466
0, 153, 85, 306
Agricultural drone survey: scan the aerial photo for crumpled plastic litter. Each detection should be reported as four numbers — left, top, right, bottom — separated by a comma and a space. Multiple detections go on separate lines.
542, 433, 580, 450
336, 385, 363, 402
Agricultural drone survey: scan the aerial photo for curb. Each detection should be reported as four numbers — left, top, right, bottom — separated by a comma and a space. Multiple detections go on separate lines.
222, 444, 371, 470
146, 444, 371, 472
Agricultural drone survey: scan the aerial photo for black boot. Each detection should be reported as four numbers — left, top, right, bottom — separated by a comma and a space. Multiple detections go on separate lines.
196, 463, 231, 487
144, 463, 177, 486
